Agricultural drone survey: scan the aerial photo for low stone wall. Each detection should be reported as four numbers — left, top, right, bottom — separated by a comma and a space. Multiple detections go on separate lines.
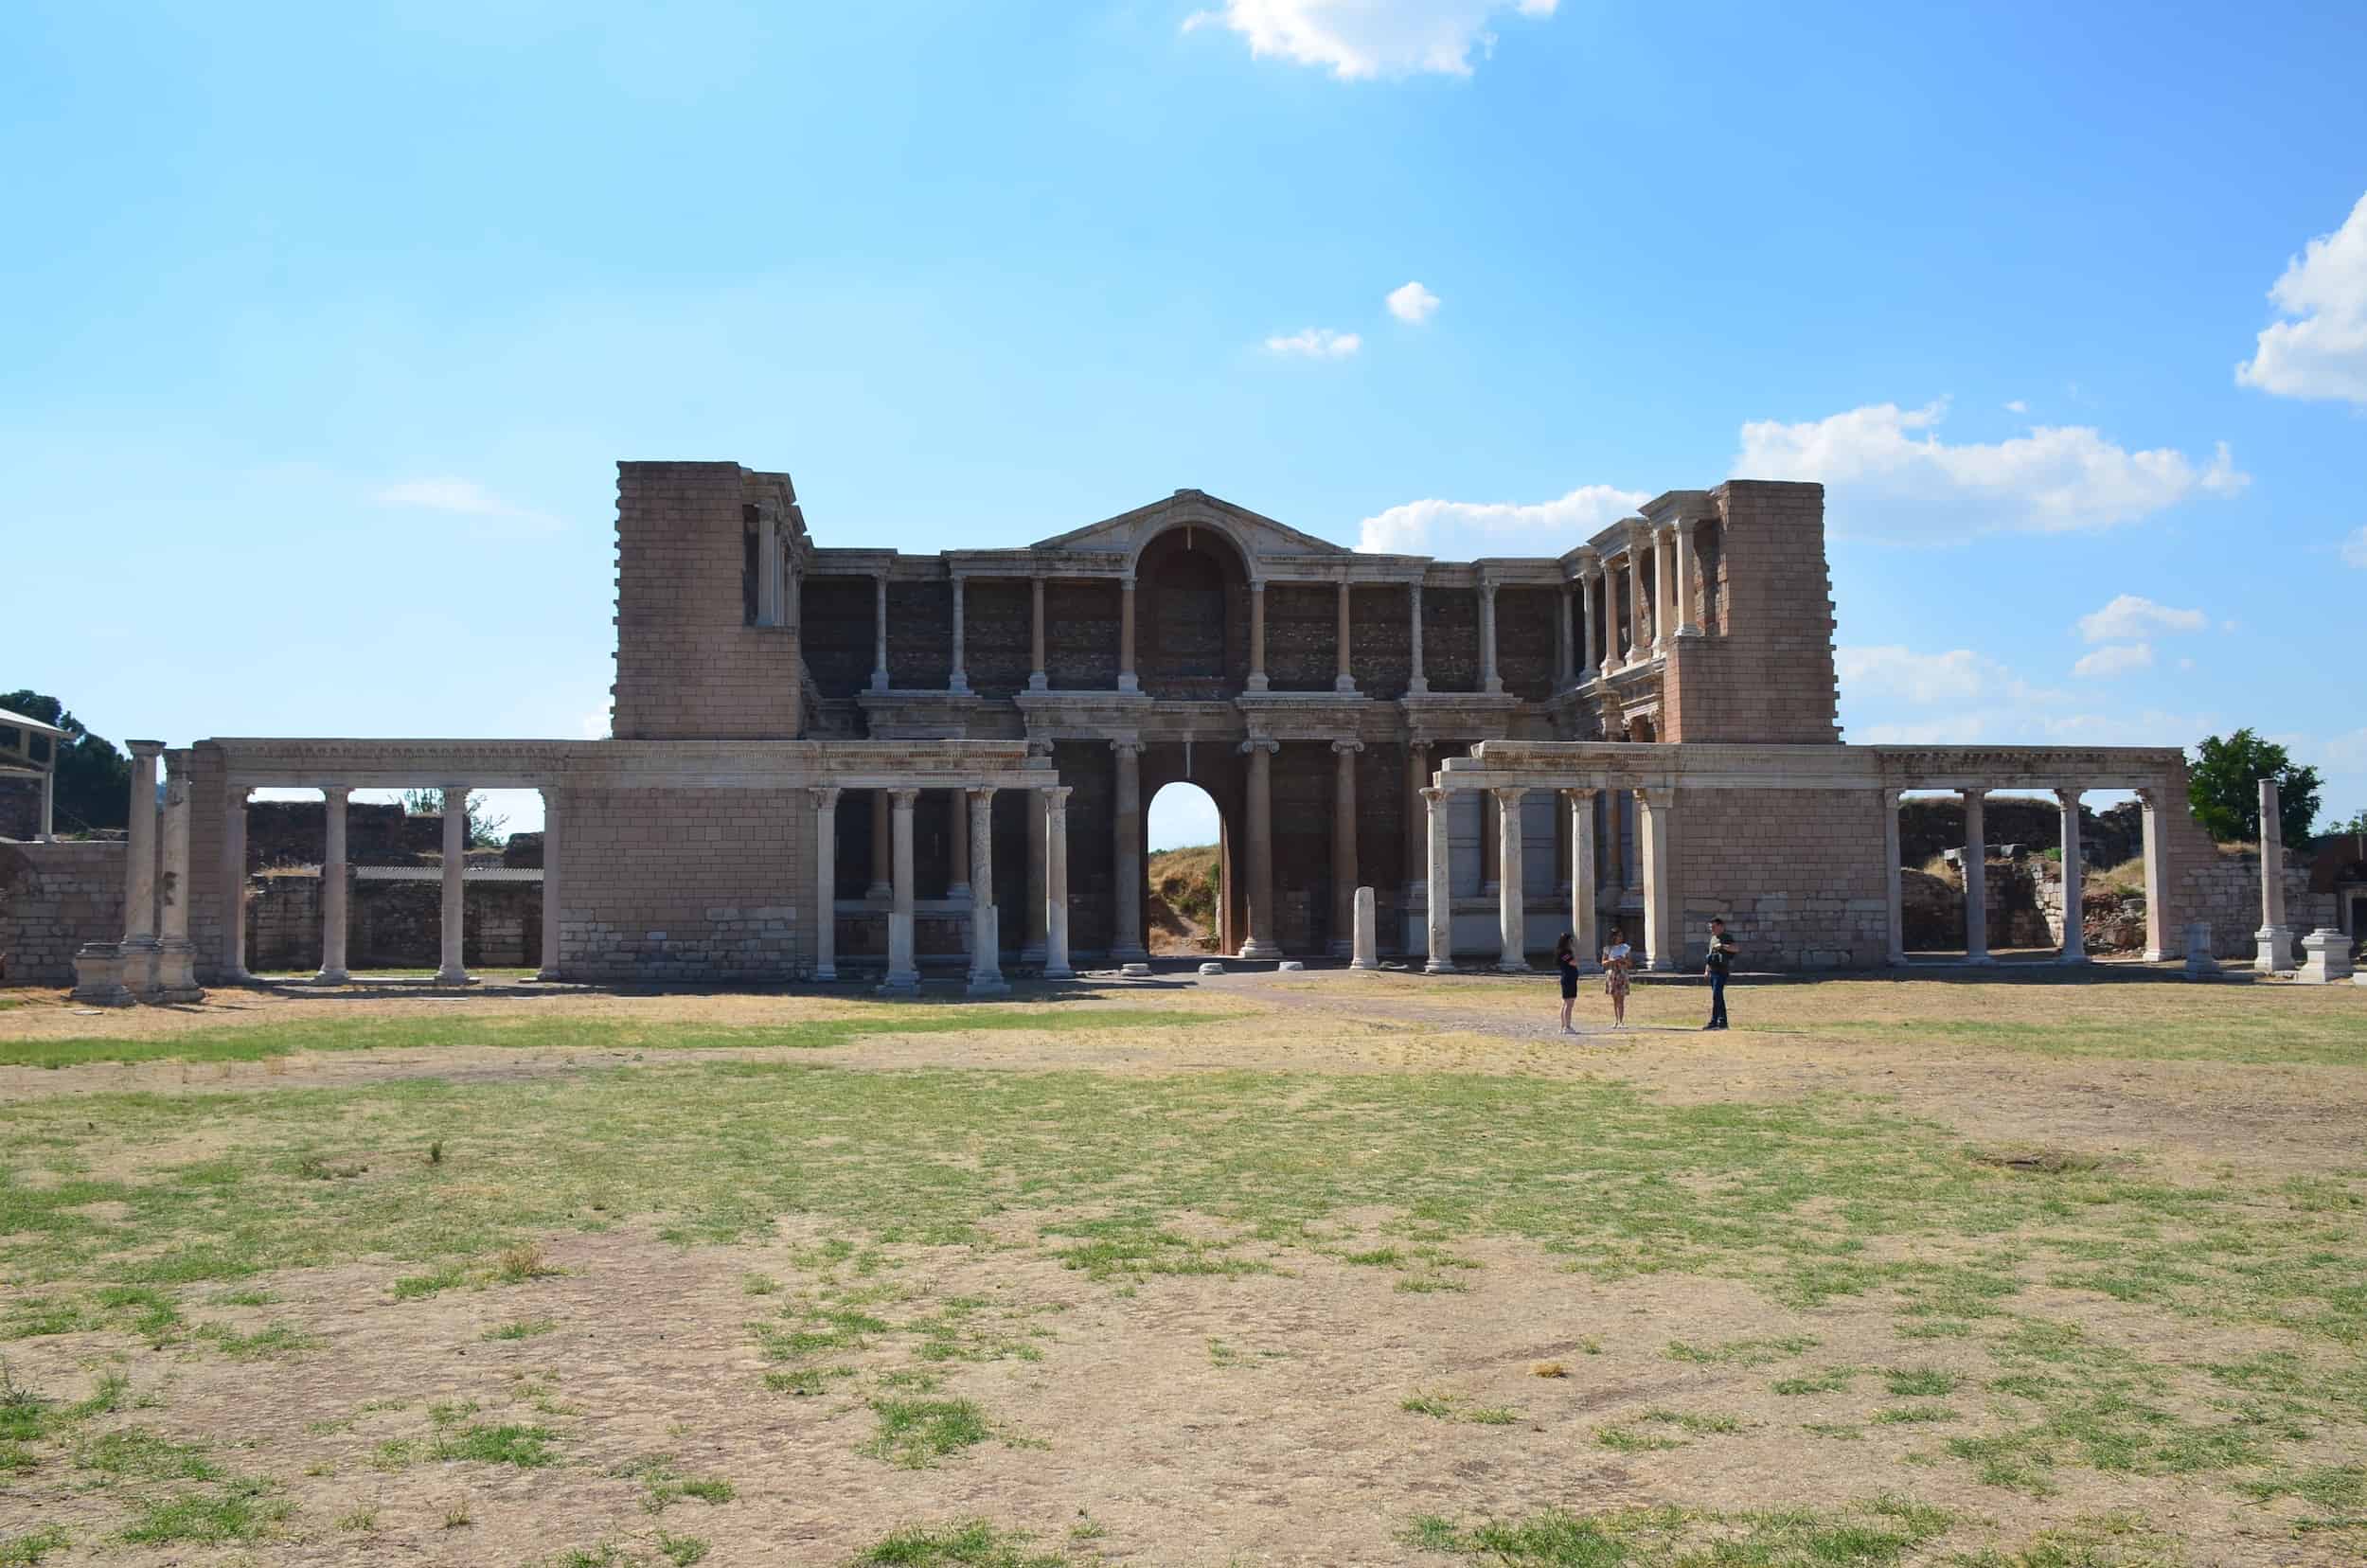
1897, 796, 2143, 869
1901, 859, 2052, 951
0, 840, 124, 986
245, 799, 443, 870
2178, 850, 2337, 959
245, 872, 542, 971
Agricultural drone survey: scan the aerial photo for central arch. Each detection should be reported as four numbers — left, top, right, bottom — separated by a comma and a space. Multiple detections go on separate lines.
1135, 525, 1253, 699
1144, 779, 1227, 955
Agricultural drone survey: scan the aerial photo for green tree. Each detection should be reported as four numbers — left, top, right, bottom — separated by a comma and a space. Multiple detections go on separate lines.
1, 689, 133, 834
2187, 729, 2322, 846
400, 788, 509, 848
2330, 808, 2367, 836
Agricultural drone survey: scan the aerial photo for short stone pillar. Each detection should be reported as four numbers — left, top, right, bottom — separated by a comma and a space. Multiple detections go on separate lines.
880, 788, 920, 996
1422, 786, 1455, 974
2298, 928, 2354, 986
316, 786, 351, 985
1041, 786, 1074, 979
434, 785, 472, 986
965, 788, 1008, 996
1349, 886, 1378, 971
153, 752, 203, 1002
2256, 778, 2291, 972
2181, 920, 2220, 981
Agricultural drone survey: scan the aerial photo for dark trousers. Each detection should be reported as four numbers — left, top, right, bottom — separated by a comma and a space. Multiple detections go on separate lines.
1708, 971, 1728, 1027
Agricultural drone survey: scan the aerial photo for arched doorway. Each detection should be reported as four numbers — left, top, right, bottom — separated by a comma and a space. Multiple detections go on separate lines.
1136, 525, 1252, 698
1145, 778, 1229, 955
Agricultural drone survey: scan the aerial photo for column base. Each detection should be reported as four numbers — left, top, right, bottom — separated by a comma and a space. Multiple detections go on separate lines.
1109, 941, 1149, 964
2255, 927, 2294, 972
537, 966, 565, 983
1246, 674, 1270, 693
1237, 937, 1285, 960
1406, 679, 1429, 695
869, 672, 890, 693
1116, 674, 1139, 693
812, 963, 838, 983
434, 966, 475, 986
1424, 957, 1457, 974
1333, 676, 1357, 694
1027, 672, 1048, 691
70, 944, 136, 1007
2056, 950, 2090, 966
966, 976, 1011, 997
950, 673, 970, 694
154, 938, 204, 1003
313, 968, 350, 986
1961, 953, 1997, 967
876, 973, 921, 997
946, 882, 972, 902
1494, 956, 1530, 973
1041, 961, 1075, 980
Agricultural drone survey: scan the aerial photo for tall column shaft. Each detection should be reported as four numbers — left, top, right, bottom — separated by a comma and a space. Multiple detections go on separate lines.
1111, 742, 1147, 961
1882, 789, 1905, 965
811, 787, 840, 981
538, 789, 561, 981
1626, 548, 1647, 662
223, 788, 251, 979
1248, 581, 1269, 692
436, 785, 472, 984
1238, 739, 1281, 958
947, 786, 971, 899
967, 788, 1006, 993
2140, 788, 2171, 963
1653, 527, 1676, 651
318, 787, 350, 983
1639, 788, 1678, 970
2259, 777, 2287, 931
1674, 523, 1700, 635
1023, 784, 1049, 962
1602, 790, 1628, 899
1494, 787, 1527, 971
881, 788, 919, 993
1961, 789, 1991, 964
1042, 787, 1073, 978
1406, 582, 1426, 694
868, 789, 892, 897
1569, 789, 1599, 971
1479, 783, 1502, 893
871, 574, 890, 691
1334, 579, 1356, 692
122, 741, 162, 948
1593, 569, 1611, 674
1479, 583, 1502, 693
1028, 576, 1048, 690
2056, 787, 2086, 965
1401, 743, 1430, 910
1555, 583, 1574, 687
949, 574, 970, 692
1117, 575, 1138, 692
756, 509, 781, 624
1423, 787, 1455, 972
1329, 741, 1360, 956
152, 752, 200, 1000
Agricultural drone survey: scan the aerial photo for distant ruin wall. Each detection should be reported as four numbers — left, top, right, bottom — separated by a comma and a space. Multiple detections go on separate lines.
244, 873, 541, 971
0, 840, 124, 986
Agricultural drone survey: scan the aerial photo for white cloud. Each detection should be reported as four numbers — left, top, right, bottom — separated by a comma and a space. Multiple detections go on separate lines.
2074, 593, 2207, 644
2236, 190, 2367, 404
2003, 399, 2028, 413
1735, 400, 2249, 541
374, 476, 558, 532
2072, 642, 2154, 679
1355, 482, 1649, 557
1263, 327, 1361, 359
1837, 643, 2214, 749
2343, 526, 2367, 568
1386, 280, 1441, 324
1183, 0, 1557, 80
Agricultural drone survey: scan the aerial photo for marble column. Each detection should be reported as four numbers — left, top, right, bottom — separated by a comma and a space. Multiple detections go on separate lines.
868, 790, 893, 897
1022, 781, 1048, 964
1494, 787, 1527, 971
223, 786, 251, 981
1674, 523, 1700, 636
317, 786, 351, 984
2138, 787, 2171, 963
1593, 567, 1611, 677
870, 573, 890, 692
1553, 780, 1573, 898
1329, 740, 1361, 957
1653, 526, 1676, 653
947, 786, 971, 900
1961, 788, 1992, 964
1626, 543, 1648, 663
1238, 739, 1282, 958
1028, 576, 1048, 690
1882, 789, 1905, 966
153, 751, 201, 1001
2056, 787, 2088, 965
1247, 581, 1270, 692
538, 788, 562, 982
1638, 787, 1678, 971
880, 788, 920, 994
1423, 786, 1455, 973
1117, 574, 1139, 692
2257, 777, 2291, 971
949, 573, 970, 693
1568, 789, 1599, 972
436, 785, 472, 985
1601, 790, 1628, 906
115, 741, 163, 998
811, 787, 840, 981
1479, 782, 1502, 896
1479, 582, 1502, 693
1334, 579, 1357, 693
756, 507, 781, 624
1406, 581, 1428, 695
1041, 786, 1074, 979
1555, 582, 1575, 688
1111, 742, 1148, 962
1401, 742, 1431, 915
966, 788, 1006, 994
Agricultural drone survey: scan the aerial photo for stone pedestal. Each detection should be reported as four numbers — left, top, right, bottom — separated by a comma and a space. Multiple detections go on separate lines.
2298, 928, 2354, 985
69, 944, 136, 1007
2180, 920, 2220, 981
2256, 925, 2294, 973
1349, 885, 1377, 971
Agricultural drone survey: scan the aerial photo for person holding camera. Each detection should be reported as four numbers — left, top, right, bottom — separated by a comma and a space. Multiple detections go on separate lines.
1702, 917, 1738, 1030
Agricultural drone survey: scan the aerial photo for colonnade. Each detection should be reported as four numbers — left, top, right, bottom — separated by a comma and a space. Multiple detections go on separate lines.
1420, 783, 1677, 976
815, 783, 1074, 993
68, 740, 204, 1004
1878, 785, 2123, 965
847, 517, 1710, 699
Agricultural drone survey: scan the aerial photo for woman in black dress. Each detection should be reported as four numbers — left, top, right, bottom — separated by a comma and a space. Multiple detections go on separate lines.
1555, 933, 1580, 1033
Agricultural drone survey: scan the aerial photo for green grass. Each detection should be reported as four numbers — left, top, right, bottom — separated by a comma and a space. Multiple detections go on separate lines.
118, 1477, 289, 1544
0, 1528, 69, 1566
863, 1398, 991, 1469
1407, 1496, 1954, 1563
1822, 1010, 2367, 1067
486, 1316, 558, 1341
851, 1520, 1070, 1566
0, 1002, 1230, 1070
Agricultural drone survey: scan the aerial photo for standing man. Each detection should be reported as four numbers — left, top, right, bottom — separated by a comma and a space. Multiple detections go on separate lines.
1702, 917, 1737, 1030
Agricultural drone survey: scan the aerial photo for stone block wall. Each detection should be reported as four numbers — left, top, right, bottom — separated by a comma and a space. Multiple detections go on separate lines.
1422, 587, 1484, 693
0, 840, 124, 986
1673, 785, 1887, 968
1895, 796, 2144, 870
1348, 585, 1413, 699
242, 798, 442, 870
613, 462, 805, 740
1497, 587, 1558, 702
1663, 483, 1842, 744
0, 777, 41, 842
561, 785, 809, 982
241, 875, 541, 971
2178, 851, 2338, 958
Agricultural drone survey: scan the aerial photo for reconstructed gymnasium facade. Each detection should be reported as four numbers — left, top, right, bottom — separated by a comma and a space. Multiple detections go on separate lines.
68, 460, 2221, 1000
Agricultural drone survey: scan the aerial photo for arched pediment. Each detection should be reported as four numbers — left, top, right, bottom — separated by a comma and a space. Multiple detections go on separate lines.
1032, 490, 1354, 576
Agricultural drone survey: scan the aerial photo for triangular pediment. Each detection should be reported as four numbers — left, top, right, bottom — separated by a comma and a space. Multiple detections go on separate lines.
1031, 490, 1353, 562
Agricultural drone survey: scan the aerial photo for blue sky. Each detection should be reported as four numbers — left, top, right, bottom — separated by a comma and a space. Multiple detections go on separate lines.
7, 1, 2363, 849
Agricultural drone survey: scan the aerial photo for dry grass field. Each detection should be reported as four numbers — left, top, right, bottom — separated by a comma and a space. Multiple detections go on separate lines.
0, 965, 2361, 1566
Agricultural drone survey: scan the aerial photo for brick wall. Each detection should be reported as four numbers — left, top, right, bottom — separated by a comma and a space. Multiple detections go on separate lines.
613, 462, 805, 739
1263, 584, 1335, 691
800, 576, 877, 699
244, 874, 541, 971
1674, 786, 1888, 968
1664, 484, 1842, 744
1349, 585, 1412, 699
561, 785, 810, 982
1423, 587, 1483, 693
0, 840, 124, 986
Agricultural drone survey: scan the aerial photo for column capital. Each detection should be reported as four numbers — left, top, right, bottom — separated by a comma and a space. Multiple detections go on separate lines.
967, 783, 997, 802
1040, 784, 1073, 806
1119, 572, 1136, 590
2052, 784, 2083, 805
1408, 739, 1431, 757
810, 785, 842, 810
1959, 785, 1988, 804
1238, 738, 1280, 757
1330, 739, 1364, 756
1881, 786, 1903, 809
1110, 739, 1146, 757
1489, 784, 1527, 804
321, 785, 351, 804
887, 786, 920, 808
127, 739, 165, 759
1249, 577, 1266, 593
1478, 578, 1499, 601
1563, 785, 1598, 802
